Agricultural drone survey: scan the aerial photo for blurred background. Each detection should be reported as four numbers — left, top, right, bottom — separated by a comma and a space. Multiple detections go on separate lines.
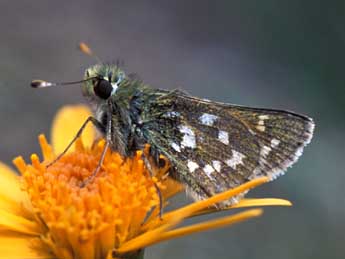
0, 1, 344, 258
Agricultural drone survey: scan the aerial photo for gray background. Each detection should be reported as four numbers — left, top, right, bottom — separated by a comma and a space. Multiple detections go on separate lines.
0, 1, 344, 258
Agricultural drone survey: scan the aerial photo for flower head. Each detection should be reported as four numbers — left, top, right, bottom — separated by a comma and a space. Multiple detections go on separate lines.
0, 105, 291, 259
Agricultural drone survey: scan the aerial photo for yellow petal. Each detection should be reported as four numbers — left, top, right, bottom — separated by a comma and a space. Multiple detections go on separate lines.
117, 208, 188, 254
144, 177, 269, 230
116, 223, 175, 254
0, 209, 41, 235
120, 209, 263, 253
192, 198, 292, 217
0, 162, 32, 218
51, 105, 95, 154
0, 163, 21, 199
231, 198, 292, 208
158, 209, 263, 244
0, 233, 52, 259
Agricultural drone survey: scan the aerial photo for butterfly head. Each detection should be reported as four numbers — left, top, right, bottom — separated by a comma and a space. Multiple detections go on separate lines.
82, 64, 126, 101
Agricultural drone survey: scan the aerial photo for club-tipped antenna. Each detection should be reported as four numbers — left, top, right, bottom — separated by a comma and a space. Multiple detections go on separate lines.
79, 42, 101, 63
30, 77, 97, 89
31, 42, 101, 89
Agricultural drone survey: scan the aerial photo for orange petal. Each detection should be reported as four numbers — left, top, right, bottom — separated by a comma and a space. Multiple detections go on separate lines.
192, 198, 292, 217
117, 205, 193, 254
231, 198, 292, 208
144, 177, 269, 230
119, 209, 263, 253
158, 209, 263, 244
51, 105, 95, 154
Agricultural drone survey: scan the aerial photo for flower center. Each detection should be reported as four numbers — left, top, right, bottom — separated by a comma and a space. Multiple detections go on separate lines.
19, 135, 168, 259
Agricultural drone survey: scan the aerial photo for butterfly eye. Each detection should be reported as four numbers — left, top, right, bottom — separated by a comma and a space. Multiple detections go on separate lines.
93, 79, 113, 99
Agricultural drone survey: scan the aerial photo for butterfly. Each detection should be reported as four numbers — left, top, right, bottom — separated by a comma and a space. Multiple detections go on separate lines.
31, 62, 314, 207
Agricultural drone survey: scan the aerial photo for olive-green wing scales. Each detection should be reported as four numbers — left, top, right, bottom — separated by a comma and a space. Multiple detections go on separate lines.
142, 91, 314, 204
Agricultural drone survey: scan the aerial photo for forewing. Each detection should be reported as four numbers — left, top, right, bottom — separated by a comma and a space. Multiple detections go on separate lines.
143, 91, 314, 204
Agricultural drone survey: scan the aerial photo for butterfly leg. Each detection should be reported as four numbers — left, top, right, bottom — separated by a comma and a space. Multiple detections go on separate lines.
47, 116, 105, 168
80, 140, 110, 187
141, 151, 163, 219
81, 106, 113, 187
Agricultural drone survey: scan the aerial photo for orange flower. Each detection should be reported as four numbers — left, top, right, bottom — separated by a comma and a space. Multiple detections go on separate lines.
0, 105, 291, 259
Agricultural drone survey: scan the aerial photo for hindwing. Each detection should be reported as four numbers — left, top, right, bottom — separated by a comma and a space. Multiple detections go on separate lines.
141, 90, 314, 204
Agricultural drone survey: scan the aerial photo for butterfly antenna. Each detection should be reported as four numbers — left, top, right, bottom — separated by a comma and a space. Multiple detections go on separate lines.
30, 77, 97, 88
79, 42, 102, 63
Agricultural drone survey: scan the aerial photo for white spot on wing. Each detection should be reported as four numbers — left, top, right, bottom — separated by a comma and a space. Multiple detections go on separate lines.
199, 113, 218, 126
225, 150, 245, 169
256, 125, 266, 132
249, 128, 256, 135
171, 142, 181, 152
250, 118, 315, 182
187, 160, 199, 173
258, 115, 269, 120
218, 130, 229, 145
166, 111, 180, 118
203, 164, 215, 178
179, 125, 196, 149
212, 160, 221, 172
261, 145, 272, 157
271, 138, 280, 148
256, 115, 269, 132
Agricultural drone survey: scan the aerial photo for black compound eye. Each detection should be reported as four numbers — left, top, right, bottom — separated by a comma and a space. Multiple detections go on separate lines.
93, 79, 113, 99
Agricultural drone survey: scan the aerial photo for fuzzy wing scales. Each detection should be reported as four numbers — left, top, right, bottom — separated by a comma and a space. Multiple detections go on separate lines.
141, 91, 314, 204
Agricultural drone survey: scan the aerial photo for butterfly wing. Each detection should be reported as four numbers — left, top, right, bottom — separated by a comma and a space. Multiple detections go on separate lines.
142, 90, 314, 204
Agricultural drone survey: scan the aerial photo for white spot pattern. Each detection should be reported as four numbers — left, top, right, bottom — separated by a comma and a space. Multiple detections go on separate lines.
171, 142, 181, 152
218, 130, 229, 145
203, 164, 215, 178
179, 125, 196, 149
187, 160, 199, 173
258, 115, 269, 120
261, 145, 272, 157
199, 113, 218, 126
271, 138, 280, 148
225, 150, 246, 169
256, 115, 269, 132
256, 125, 266, 132
250, 119, 315, 181
212, 160, 221, 172
166, 111, 180, 118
